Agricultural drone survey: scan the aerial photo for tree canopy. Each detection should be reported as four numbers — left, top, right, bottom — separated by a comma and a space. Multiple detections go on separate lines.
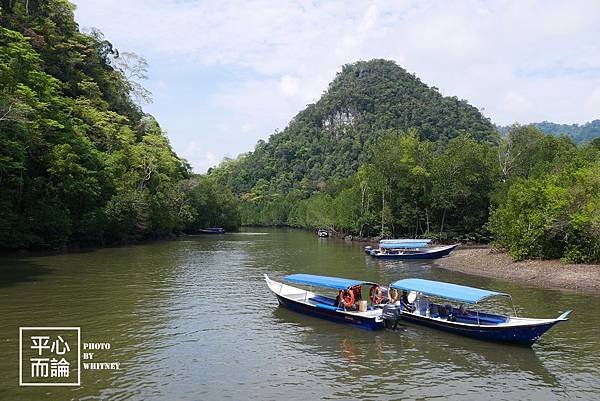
0, 0, 239, 249
497, 120, 600, 145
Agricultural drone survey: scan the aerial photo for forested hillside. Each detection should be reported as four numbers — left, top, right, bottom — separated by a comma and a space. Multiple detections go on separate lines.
214, 60, 495, 196
497, 120, 600, 144
0, 0, 239, 249
211, 59, 498, 237
212, 62, 600, 263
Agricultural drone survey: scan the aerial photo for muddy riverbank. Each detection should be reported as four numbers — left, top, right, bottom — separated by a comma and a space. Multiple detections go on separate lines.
439, 247, 600, 295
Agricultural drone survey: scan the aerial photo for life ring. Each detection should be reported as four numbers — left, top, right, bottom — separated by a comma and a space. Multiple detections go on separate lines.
388, 288, 399, 302
339, 289, 355, 308
369, 285, 384, 305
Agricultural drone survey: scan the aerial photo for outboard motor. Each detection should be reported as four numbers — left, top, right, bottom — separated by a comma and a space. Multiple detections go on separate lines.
382, 302, 403, 329
364, 246, 373, 255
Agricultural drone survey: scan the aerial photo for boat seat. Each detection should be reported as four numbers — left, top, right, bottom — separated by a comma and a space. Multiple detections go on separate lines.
309, 295, 337, 307
312, 302, 340, 311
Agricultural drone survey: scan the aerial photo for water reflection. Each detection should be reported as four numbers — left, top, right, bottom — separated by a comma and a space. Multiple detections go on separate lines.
0, 258, 53, 288
0, 228, 598, 400
272, 304, 559, 389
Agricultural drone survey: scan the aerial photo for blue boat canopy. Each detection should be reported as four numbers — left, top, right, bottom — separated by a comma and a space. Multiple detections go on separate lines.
379, 239, 431, 249
284, 274, 377, 290
390, 278, 509, 304
380, 242, 430, 249
380, 239, 432, 243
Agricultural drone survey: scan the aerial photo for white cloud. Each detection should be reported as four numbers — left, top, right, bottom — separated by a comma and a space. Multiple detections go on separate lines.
497, 92, 534, 123
586, 87, 600, 117
73, 0, 600, 172
278, 75, 299, 98
181, 141, 220, 172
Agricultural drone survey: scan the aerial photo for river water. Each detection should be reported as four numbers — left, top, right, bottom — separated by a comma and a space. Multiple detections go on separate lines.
1, 228, 599, 400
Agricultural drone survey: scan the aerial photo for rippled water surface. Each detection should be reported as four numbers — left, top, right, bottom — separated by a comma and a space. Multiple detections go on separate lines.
1, 228, 599, 400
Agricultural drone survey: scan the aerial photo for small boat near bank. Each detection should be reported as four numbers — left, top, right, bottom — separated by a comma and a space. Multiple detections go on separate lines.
317, 229, 329, 238
365, 239, 458, 259
265, 273, 385, 330
198, 227, 225, 234
383, 278, 572, 346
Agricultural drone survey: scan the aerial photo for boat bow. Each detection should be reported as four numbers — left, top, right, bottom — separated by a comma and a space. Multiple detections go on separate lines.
557, 310, 572, 321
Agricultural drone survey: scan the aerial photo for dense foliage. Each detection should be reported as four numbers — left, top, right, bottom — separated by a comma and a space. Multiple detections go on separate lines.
0, 0, 239, 249
497, 120, 600, 145
234, 130, 499, 241
488, 129, 600, 263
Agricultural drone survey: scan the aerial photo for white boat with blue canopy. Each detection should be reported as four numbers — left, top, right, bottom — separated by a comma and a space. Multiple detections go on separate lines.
365, 238, 458, 259
381, 278, 571, 345
264, 273, 385, 330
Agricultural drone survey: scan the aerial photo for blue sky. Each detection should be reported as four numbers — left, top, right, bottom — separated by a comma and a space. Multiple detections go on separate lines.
73, 0, 600, 172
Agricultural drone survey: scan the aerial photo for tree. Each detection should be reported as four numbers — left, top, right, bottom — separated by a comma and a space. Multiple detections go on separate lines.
111, 50, 152, 104
0, 3, 236, 249
488, 145, 600, 262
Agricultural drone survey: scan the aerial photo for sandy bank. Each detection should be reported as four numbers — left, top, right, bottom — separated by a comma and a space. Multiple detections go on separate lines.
437, 247, 600, 295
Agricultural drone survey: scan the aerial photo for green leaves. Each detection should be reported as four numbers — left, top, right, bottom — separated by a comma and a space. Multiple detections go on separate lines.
0, 8, 231, 249
488, 133, 600, 262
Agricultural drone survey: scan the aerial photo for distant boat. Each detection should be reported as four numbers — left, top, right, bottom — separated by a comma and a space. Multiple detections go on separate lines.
265, 273, 385, 330
365, 238, 458, 259
383, 278, 571, 346
198, 227, 225, 234
317, 229, 329, 238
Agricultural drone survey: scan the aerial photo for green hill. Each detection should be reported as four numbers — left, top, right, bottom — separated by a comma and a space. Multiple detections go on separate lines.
213, 59, 496, 195
497, 120, 600, 144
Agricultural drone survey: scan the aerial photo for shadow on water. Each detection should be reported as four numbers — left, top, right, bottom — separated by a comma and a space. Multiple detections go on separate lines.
0, 259, 53, 288
400, 323, 560, 386
271, 301, 559, 388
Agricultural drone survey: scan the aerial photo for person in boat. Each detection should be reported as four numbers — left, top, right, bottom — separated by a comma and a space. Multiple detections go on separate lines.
380, 286, 390, 304
351, 285, 362, 301
400, 290, 416, 312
